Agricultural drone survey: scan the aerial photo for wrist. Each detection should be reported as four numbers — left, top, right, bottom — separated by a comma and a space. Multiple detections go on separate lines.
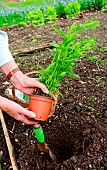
10, 70, 23, 81
7, 68, 20, 80
1, 60, 19, 77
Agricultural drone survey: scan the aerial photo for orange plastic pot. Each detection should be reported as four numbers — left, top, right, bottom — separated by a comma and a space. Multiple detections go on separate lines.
28, 95, 53, 121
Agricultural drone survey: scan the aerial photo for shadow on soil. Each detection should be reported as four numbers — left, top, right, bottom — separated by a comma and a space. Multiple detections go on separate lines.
44, 119, 93, 163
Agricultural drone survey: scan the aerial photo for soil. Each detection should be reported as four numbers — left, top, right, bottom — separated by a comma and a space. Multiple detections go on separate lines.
0, 11, 107, 170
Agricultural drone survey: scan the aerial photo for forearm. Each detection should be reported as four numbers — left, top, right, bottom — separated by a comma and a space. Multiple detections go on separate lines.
0, 96, 8, 112
0, 95, 14, 114
0, 60, 20, 77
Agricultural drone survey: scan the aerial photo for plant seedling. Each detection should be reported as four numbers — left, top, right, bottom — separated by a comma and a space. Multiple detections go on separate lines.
37, 21, 100, 97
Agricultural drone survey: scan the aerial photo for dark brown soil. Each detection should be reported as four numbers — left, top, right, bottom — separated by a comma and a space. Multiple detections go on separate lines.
0, 11, 107, 170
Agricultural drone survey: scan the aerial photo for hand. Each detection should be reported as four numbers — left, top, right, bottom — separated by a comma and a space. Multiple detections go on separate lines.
0, 96, 36, 124
10, 71, 49, 95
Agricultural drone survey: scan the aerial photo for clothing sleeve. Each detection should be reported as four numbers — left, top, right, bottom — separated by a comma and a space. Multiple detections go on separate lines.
0, 30, 14, 67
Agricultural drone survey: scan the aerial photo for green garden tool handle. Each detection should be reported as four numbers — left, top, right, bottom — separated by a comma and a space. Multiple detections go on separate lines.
33, 126, 45, 143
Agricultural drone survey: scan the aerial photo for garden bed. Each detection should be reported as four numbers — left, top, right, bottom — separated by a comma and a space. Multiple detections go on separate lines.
0, 11, 107, 170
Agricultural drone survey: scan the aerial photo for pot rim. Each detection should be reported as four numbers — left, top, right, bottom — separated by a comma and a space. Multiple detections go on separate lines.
29, 94, 54, 101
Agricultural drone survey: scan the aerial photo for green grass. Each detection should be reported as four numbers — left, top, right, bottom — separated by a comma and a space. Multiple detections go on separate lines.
0, 0, 54, 8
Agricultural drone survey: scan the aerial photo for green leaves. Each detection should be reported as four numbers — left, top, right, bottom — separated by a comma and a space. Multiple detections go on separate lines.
28, 9, 44, 26
55, 2, 65, 16
44, 6, 57, 23
64, 2, 80, 18
79, 0, 103, 11
38, 21, 100, 96
0, 1, 103, 28
84, 21, 100, 30
87, 56, 101, 61
50, 42, 60, 48
52, 27, 65, 37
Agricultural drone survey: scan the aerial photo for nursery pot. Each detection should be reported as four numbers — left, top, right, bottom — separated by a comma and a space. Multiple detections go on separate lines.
29, 95, 53, 121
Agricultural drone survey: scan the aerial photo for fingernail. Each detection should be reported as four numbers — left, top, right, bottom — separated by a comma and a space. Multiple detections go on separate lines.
32, 112, 36, 117
33, 123, 40, 128
44, 89, 49, 94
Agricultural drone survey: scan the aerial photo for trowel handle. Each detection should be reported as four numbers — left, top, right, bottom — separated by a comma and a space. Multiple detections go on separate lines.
33, 126, 45, 143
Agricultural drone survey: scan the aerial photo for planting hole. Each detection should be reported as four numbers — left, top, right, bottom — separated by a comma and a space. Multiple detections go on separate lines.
45, 120, 93, 163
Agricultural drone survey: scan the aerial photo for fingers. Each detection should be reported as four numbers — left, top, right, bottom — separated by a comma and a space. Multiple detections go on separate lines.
21, 108, 36, 119
11, 73, 49, 95
19, 87, 35, 95
35, 80, 49, 94
17, 114, 36, 125
23, 119, 36, 125
1, 96, 37, 125
26, 78, 49, 94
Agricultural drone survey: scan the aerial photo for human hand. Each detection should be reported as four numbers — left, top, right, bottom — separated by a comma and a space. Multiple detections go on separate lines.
10, 71, 49, 95
0, 96, 36, 124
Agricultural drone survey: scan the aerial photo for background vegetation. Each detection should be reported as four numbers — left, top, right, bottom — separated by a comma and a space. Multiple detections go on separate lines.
0, 0, 106, 28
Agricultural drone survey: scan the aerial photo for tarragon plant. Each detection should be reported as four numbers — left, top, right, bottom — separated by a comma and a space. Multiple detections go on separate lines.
38, 21, 100, 96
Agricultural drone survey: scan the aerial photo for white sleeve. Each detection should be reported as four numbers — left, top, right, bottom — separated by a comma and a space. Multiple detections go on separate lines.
0, 30, 14, 67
